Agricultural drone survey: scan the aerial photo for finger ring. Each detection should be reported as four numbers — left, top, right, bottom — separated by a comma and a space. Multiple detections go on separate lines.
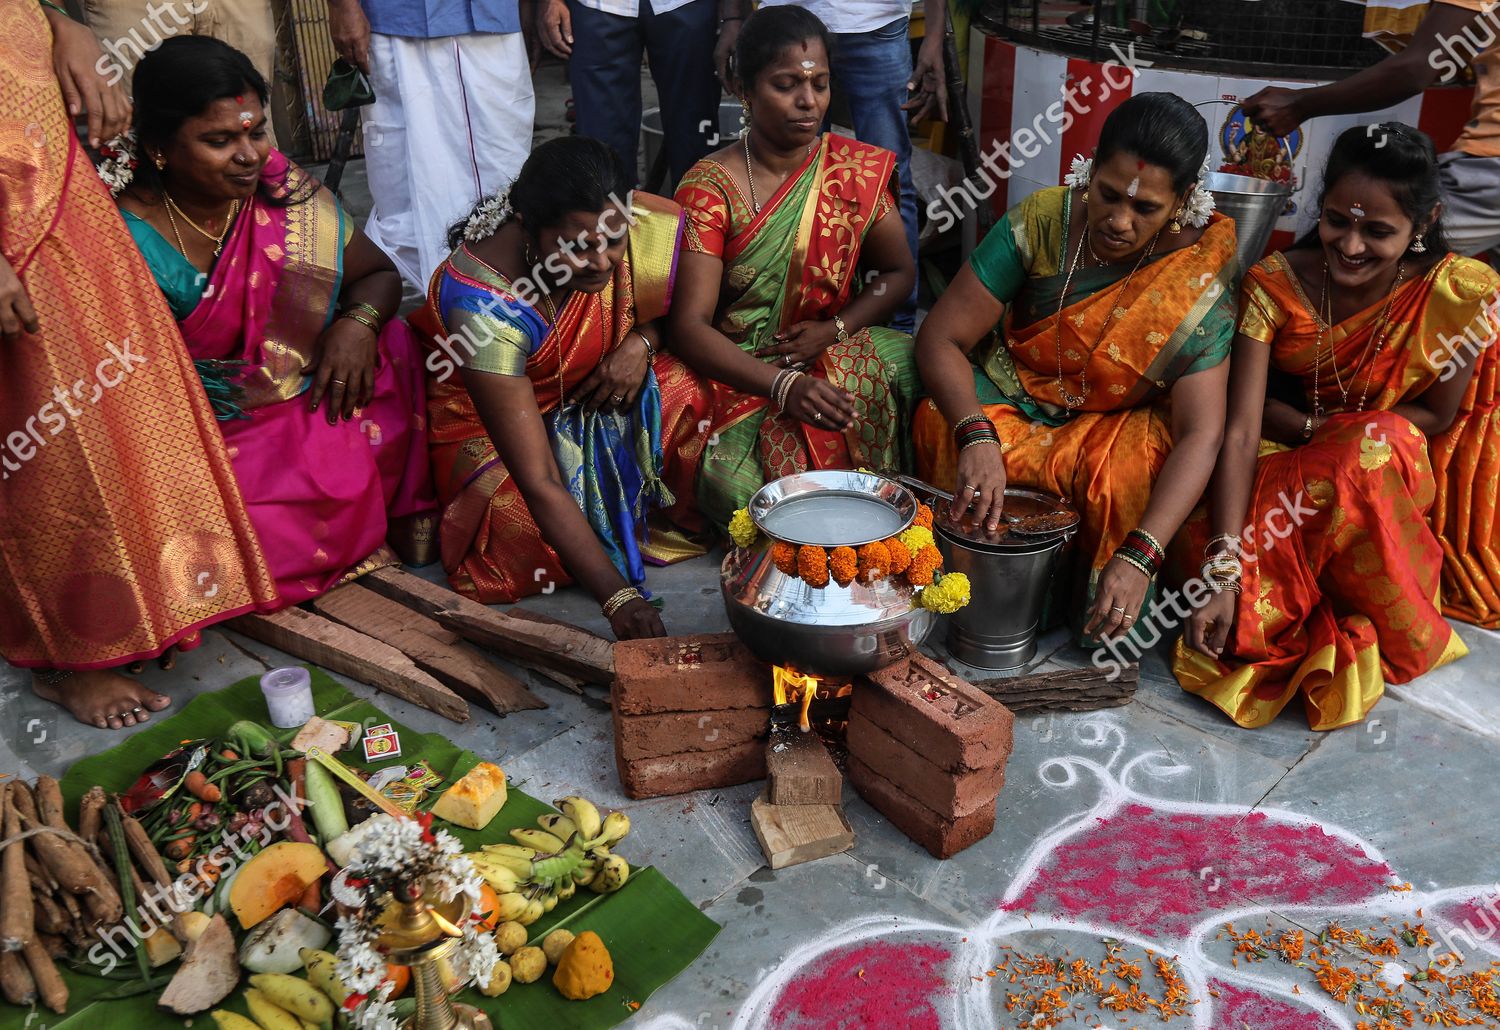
813, 411, 824, 422
1110, 605, 1127, 612
331, 379, 347, 386
1122, 615, 1135, 623
130, 707, 143, 715
612, 395, 624, 403
783, 355, 791, 367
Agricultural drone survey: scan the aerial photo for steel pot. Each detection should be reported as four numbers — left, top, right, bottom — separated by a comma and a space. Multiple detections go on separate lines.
722, 470, 934, 675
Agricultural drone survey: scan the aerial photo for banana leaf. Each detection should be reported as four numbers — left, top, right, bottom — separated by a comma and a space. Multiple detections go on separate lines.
1, 669, 719, 1030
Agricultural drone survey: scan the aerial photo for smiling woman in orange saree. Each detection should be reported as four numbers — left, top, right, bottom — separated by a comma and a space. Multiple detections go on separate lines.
916, 93, 1238, 642
1179, 123, 1500, 730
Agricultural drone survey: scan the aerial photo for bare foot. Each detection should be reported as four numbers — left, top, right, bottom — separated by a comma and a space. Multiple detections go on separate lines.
32, 671, 172, 730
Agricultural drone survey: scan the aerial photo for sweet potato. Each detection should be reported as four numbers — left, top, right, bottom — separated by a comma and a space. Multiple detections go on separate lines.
1, 784, 33, 951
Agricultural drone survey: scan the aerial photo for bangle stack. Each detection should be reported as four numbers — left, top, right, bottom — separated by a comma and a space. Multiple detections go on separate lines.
1201, 535, 1244, 594
340, 301, 384, 334
952, 413, 1001, 453
772, 367, 805, 411
602, 586, 644, 619
1114, 527, 1165, 579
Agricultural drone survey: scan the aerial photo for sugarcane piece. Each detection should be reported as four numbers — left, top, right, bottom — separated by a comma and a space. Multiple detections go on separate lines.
0, 950, 35, 1005
1, 783, 34, 951
21, 936, 67, 1013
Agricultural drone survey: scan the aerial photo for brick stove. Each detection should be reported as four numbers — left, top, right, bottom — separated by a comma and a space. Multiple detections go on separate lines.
612, 635, 1015, 861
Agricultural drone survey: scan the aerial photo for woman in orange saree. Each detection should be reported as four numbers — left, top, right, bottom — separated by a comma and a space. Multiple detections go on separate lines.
0, 2, 277, 728
915, 93, 1238, 641
668, 7, 918, 530
1179, 123, 1498, 730
414, 137, 711, 639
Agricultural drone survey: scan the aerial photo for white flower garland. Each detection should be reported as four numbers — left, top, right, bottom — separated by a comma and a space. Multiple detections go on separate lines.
333, 813, 489, 1027
463, 190, 511, 242
1062, 152, 1216, 228
96, 131, 138, 197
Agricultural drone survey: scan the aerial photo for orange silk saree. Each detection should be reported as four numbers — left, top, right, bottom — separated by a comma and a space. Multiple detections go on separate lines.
1173, 253, 1499, 729
913, 186, 1239, 624
0, 2, 277, 669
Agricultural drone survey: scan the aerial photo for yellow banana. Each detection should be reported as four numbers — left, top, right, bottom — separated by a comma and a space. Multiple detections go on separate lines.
536, 813, 579, 841
510, 828, 568, 853
542, 890, 558, 913
571, 859, 598, 884
468, 858, 521, 893
299, 947, 349, 1006
244, 987, 302, 1030
248, 973, 335, 1024
517, 898, 545, 926
483, 842, 539, 859
597, 810, 630, 847
587, 854, 630, 894
555, 796, 602, 842
210, 1013, 261, 1030
484, 891, 531, 922
556, 876, 576, 901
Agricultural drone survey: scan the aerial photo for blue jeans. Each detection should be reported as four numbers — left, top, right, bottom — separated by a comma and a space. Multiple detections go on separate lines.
567, 0, 721, 190
828, 17, 920, 332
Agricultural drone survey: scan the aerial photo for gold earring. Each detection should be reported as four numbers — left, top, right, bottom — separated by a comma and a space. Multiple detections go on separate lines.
1170, 212, 1184, 233
154, 155, 166, 170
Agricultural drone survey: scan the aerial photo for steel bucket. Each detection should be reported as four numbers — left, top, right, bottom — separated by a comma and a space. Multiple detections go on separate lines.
1206, 170, 1292, 275
938, 529, 1070, 672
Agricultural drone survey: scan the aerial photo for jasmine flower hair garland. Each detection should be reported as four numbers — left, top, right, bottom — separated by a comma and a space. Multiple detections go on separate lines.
1064, 153, 1217, 229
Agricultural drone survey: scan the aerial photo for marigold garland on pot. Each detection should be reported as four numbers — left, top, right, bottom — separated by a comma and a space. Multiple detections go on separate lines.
884, 536, 913, 574
772, 541, 799, 575
907, 545, 943, 586
917, 570, 971, 613
797, 545, 830, 588
728, 508, 758, 549
856, 541, 891, 581
829, 546, 859, 587
913, 503, 934, 530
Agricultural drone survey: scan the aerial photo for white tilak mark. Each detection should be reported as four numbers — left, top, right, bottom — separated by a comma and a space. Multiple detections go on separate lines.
1351, 205, 1366, 218
800, 60, 815, 69
1127, 176, 1140, 198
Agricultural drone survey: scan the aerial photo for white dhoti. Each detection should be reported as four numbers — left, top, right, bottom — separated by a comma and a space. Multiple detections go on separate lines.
362, 32, 534, 289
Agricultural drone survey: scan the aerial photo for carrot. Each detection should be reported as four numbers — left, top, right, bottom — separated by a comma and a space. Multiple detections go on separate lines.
182, 770, 221, 803
298, 878, 321, 911
1, 783, 34, 951
163, 836, 195, 861
219, 748, 239, 761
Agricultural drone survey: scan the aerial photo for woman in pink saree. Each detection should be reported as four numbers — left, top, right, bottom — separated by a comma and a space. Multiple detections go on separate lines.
118, 37, 434, 604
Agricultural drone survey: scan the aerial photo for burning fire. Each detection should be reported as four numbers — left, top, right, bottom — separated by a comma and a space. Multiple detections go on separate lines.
772, 666, 853, 733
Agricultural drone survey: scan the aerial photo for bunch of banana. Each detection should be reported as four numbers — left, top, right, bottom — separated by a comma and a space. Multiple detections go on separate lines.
466, 795, 633, 925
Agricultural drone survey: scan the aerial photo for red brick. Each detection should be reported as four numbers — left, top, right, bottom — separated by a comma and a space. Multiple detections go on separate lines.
856, 653, 1014, 772
613, 705, 770, 762
847, 756, 996, 859
612, 634, 769, 716
846, 711, 1004, 820
615, 739, 766, 799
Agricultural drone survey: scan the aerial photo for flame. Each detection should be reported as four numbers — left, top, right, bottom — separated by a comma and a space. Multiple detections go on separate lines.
772, 665, 823, 733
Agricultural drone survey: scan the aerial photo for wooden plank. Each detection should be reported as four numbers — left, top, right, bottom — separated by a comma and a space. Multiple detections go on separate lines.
972, 665, 1139, 715
766, 731, 842, 806
231, 607, 469, 722
507, 606, 609, 642
310, 584, 547, 715
360, 568, 614, 685
749, 791, 854, 870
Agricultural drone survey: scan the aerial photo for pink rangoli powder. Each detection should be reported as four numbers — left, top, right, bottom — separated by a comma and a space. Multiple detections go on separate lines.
768, 941, 952, 1029
1213, 979, 1341, 1029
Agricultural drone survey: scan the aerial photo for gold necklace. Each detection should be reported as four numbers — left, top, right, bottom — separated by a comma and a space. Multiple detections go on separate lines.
1313, 260, 1405, 414
162, 190, 239, 256
1053, 212, 1161, 411
742, 133, 815, 216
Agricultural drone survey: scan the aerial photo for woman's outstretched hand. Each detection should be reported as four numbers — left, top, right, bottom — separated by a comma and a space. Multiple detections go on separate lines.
0, 254, 39, 342
951, 440, 1007, 534
1083, 556, 1150, 641
609, 597, 666, 640
783, 375, 854, 431
1186, 588, 1238, 659
308, 318, 378, 423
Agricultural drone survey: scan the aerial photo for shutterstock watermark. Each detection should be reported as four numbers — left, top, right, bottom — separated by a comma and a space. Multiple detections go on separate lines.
2, 335, 148, 481
1427, 284, 1500, 382
1090, 488, 1318, 680
925, 41, 1144, 235
1426, 885, 1500, 966
425, 196, 638, 382
93, 0, 210, 87
1428, 2, 1500, 80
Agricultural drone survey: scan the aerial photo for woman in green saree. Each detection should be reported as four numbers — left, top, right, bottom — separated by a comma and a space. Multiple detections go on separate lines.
669, 6, 918, 528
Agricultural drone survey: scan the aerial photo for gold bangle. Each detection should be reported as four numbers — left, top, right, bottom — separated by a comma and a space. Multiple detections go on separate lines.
1132, 527, 1165, 557
601, 587, 643, 619
1113, 549, 1155, 579
833, 314, 850, 345
341, 309, 380, 334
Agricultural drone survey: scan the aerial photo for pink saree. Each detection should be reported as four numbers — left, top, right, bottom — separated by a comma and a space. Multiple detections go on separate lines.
171, 152, 434, 605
